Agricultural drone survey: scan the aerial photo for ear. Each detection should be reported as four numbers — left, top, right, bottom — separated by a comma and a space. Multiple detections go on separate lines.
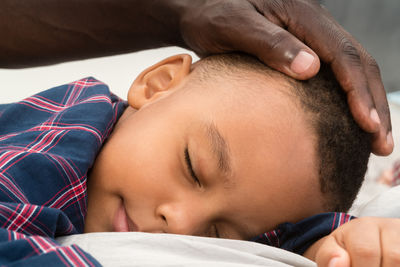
128, 54, 192, 109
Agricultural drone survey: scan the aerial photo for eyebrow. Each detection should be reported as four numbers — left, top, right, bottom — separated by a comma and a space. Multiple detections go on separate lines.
205, 122, 232, 178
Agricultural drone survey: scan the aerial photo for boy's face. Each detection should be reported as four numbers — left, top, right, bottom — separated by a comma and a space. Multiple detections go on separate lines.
84, 55, 325, 239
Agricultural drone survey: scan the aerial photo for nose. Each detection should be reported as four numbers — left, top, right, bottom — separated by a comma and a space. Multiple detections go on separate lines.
155, 201, 210, 236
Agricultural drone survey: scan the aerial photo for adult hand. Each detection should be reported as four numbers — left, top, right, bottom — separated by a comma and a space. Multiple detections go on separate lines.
305, 217, 400, 267
178, 0, 393, 155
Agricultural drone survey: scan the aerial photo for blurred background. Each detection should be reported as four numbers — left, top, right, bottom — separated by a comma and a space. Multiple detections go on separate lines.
0, 0, 399, 103
322, 0, 400, 93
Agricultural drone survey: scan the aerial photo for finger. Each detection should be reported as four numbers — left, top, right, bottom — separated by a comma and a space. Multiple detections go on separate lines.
370, 114, 394, 156
330, 51, 380, 134
327, 38, 382, 134
268, 2, 382, 134
381, 221, 400, 267
343, 219, 381, 267
223, 11, 321, 80
360, 51, 394, 155
370, 121, 393, 156
315, 235, 350, 267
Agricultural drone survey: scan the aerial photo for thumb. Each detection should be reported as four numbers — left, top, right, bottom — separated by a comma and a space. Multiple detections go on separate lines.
226, 12, 320, 80
315, 235, 350, 267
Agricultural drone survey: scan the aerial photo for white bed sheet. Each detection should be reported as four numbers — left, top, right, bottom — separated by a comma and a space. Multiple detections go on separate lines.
354, 185, 400, 218
57, 232, 315, 267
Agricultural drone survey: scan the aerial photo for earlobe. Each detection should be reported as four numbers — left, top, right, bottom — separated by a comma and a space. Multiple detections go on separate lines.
127, 54, 192, 109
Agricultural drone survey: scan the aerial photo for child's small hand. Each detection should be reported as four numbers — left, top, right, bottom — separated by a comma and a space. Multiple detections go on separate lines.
306, 217, 400, 267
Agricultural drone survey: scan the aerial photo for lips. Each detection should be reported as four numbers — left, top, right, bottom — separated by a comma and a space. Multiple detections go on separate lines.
112, 199, 138, 232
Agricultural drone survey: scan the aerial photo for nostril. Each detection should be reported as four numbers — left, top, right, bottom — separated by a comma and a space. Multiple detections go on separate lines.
161, 215, 167, 225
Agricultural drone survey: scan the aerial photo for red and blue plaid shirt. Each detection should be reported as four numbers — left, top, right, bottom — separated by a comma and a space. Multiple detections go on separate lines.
0, 77, 126, 266
0, 77, 354, 265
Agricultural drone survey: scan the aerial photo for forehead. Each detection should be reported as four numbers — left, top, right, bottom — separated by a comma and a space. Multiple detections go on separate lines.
201, 79, 318, 186
185, 70, 316, 174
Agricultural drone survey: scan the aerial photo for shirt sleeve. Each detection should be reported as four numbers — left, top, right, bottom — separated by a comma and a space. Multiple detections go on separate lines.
251, 212, 356, 255
0, 77, 127, 266
0, 228, 101, 266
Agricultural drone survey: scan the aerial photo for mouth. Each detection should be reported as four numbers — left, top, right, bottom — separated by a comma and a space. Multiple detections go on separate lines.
112, 198, 139, 232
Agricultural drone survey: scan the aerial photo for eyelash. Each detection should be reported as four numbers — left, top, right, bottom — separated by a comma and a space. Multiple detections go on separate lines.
184, 148, 220, 238
184, 147, 201, 186
213, 224, 220, 238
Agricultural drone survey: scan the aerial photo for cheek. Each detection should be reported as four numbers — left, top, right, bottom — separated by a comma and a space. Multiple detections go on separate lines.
109, 120, 184, 197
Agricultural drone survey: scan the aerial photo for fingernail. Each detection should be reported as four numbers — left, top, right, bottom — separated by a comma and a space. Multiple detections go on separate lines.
290, 51, 315, 74
328, 257, 339, 267
387, 131, 394, 147
370, 109, 381, 125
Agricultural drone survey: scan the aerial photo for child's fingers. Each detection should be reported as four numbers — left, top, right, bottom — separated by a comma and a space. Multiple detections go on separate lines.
342, 219, 381, 267
381, 221, 400, 267
315, 235, 350, 267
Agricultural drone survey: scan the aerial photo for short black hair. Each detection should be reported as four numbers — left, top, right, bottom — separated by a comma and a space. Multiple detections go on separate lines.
194, 53, 371, 211
294, 64, 371, 211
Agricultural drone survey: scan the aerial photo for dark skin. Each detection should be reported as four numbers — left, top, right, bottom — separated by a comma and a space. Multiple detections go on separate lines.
0, 0, 393, 156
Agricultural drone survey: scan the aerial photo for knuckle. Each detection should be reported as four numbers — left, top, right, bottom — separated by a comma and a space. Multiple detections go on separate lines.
251, 0, 285, 13
267, 30, 292, 51
364, 54, 382, 76
248, 0, 288, 26
352, 244, 379, 259
284, 0, 322, 19
252, 0, 320, 23
338, 37, 362, 66
280, 0, 319, 11
266, 0, 288, 15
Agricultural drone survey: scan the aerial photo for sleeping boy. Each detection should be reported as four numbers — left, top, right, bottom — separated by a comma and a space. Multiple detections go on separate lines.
0, 53, 398, 266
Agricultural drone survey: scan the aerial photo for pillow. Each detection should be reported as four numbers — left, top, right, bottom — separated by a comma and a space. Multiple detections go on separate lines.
354, 185, 400, 218
57, 232, 316, 267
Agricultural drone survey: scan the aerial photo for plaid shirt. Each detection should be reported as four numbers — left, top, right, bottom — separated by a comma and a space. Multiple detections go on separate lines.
0, 77, 353, 265
0, 77, 126, 266
252, 212, 354, 254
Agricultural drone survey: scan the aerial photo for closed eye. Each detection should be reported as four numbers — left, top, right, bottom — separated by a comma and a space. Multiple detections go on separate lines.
184, 147, 201, 186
